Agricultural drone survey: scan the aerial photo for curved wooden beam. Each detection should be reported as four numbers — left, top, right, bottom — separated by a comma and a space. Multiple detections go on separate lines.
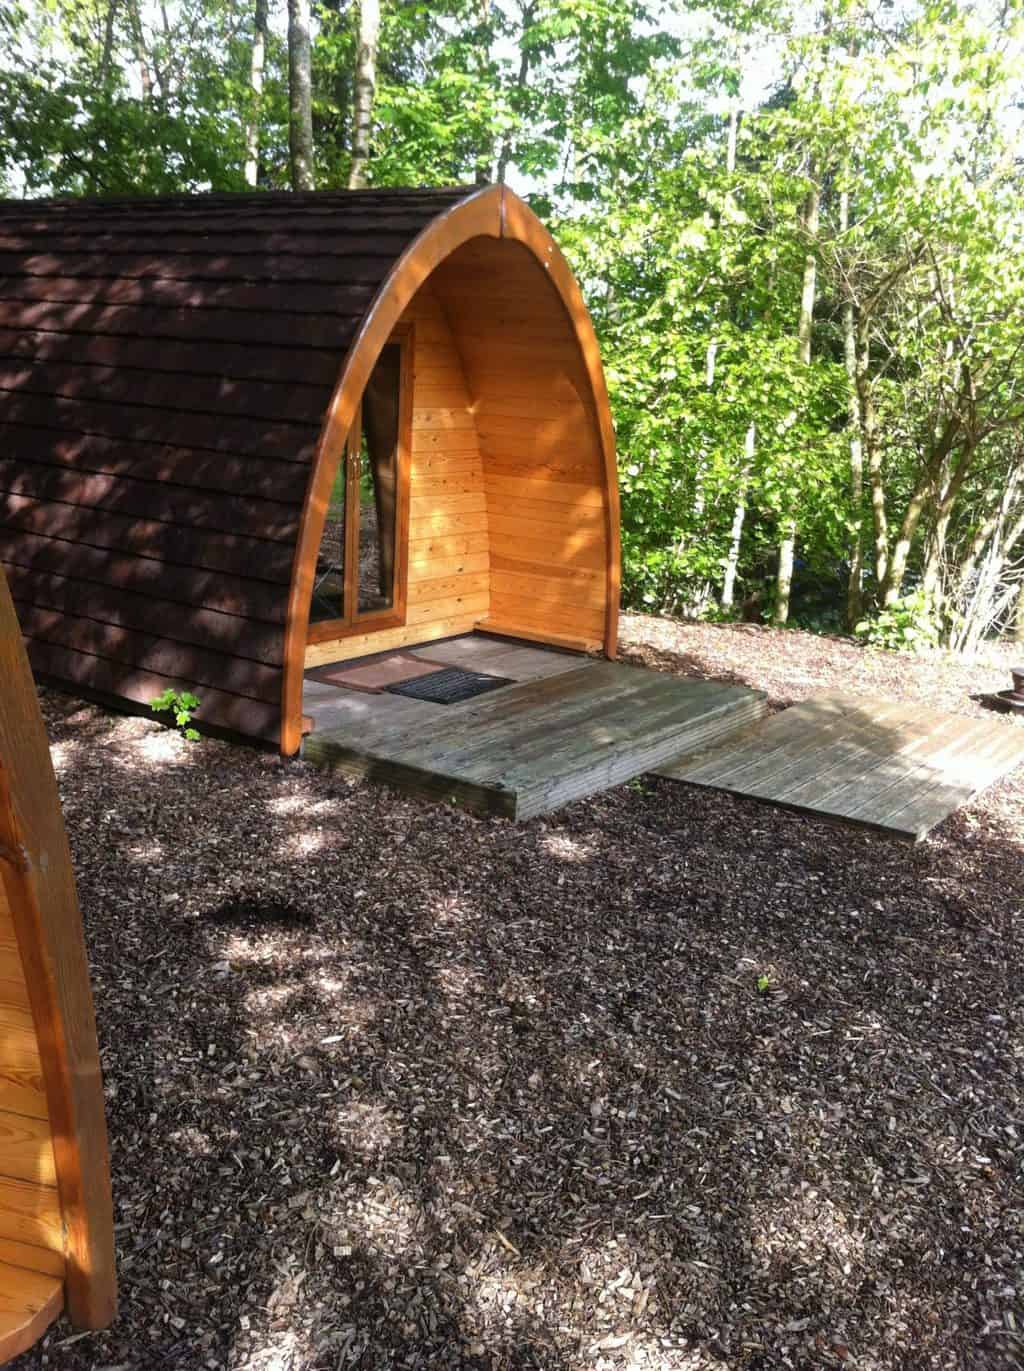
280, 185, 620, 755
0, 569, 116, 1333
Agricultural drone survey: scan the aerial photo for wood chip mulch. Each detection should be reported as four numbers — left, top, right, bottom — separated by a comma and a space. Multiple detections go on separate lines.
17, 619, 1024, 1371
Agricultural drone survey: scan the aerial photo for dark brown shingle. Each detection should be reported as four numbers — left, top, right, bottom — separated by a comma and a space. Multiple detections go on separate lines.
0, 187, 474, 742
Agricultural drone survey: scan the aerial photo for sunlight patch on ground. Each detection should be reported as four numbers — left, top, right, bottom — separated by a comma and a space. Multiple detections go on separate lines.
755, 1187, 862, 1282
222, 936, 328, 967
265, 793, 311, 816
540, 832, 597, 864
133, 730, 189, 767
458, 1236, 681, 1367
310, 968, 355, 996
332, 1172, 417, 1252
241, 1321, 305, 1371
48, 739, 80, 774
436, 962, 487, 1000
166, 1126, 214, 1157
263, 794, 350, 817
428, 893, 475, 928
281, 829, 327, 857
244, 983, 301, 1017
125, 837, 167, 865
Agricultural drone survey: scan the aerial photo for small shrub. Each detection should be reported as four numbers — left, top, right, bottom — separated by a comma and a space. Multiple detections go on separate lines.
150, 688, 202, 741
855, 590, 940, 653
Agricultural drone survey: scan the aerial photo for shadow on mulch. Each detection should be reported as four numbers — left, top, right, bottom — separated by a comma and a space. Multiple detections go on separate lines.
17, 685, 1024, 1371
203, 897, 318, 930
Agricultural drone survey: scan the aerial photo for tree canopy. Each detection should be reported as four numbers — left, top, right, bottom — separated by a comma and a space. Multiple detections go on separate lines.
3, 0, 1022, 648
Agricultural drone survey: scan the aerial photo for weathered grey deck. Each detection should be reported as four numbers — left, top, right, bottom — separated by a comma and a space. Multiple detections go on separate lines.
655, 691, 1024, 840
302, 635, 768, 818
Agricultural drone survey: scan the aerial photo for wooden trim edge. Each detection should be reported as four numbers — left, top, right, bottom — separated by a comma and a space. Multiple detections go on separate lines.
280, 187, 504, 755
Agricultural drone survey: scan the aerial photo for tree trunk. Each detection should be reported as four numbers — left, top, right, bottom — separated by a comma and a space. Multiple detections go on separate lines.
692, 101, 740, 543
244, 0, 269, 188
721, 422, 755, 609
288, 0, 315, 192
879, 416, 961, 606
921, 446, 975, 605
347, 0, 379, 190
840, 188, 864, 630
774, 175, 819, 627
855, 325, 887, 586
956, 464, 1023, 595
796, 184, 819, 369
128, 1, 153, 101
950, 483, 1024, 654
99, 0, 119, 85
774, 526, 796, 626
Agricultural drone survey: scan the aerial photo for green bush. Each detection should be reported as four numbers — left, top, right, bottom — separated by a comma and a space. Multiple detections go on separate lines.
854, 590, 940, 653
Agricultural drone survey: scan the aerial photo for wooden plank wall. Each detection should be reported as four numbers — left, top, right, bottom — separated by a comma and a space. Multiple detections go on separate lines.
305, 283, 490, 665
0, 189, 472, 740
0, 873, 62, 1271
434, 238, 610, 652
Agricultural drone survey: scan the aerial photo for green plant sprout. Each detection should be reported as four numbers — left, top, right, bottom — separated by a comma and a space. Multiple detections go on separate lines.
150, 688, 202, 742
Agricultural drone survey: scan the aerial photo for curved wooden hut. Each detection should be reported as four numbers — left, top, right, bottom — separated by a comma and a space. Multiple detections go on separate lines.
0, 185, 620, 755
0, 565, 115, 1359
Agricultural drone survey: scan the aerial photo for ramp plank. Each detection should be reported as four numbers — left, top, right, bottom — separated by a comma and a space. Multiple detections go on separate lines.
656, 693, 1024, 840
304, 651, 768, 818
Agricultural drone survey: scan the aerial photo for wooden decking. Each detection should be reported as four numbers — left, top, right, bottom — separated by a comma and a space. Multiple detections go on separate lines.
655, 691, 1024, 840
302, 635, 767, 818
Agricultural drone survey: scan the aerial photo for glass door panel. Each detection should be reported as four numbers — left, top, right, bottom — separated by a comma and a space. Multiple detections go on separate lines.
357, 343, 401, 616
309, 451, 347, 623
307, 335, 407, 636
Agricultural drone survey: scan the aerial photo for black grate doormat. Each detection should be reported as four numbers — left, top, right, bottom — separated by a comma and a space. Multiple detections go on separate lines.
386, 667, 514, 705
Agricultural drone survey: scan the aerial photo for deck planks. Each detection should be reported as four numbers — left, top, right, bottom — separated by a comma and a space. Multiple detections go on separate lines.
656, 691, 1024, 840
303, 639, 767, 818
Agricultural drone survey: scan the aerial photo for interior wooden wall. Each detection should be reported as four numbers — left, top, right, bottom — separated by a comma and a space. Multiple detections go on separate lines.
304, 236, 613, 669
434, 238, 609, 651
305, 283, 490, 666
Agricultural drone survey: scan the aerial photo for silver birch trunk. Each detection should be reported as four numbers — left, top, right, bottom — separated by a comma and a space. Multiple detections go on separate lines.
774, 177, 819, 627
840, 188, 864, 629
952, 492, 1024, 654
347, 0, 379, 190
721, 422, 755, 609
244, 0, 269, 188
693, 101, 740, 554
288, 0, 315, 192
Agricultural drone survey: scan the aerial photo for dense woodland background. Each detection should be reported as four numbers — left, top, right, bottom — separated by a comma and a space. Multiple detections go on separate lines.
2, 0, 1022, 650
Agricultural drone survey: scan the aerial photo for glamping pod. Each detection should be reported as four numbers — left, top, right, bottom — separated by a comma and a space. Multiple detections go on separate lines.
0, 185, 620, 755
0, 565, 116, 1359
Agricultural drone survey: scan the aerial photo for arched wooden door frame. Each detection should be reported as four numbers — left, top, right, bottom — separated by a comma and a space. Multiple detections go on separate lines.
280, 185, 621, 756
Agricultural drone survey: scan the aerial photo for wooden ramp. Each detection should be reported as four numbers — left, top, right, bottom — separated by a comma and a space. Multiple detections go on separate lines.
656, 691, 1024, 840
304, 659, 768, 819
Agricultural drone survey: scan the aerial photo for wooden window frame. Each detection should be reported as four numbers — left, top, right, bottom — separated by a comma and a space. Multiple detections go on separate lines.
307, 323, 414, 646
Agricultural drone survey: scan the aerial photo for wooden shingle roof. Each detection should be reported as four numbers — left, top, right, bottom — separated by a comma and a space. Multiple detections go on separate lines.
0, 187, 475, 741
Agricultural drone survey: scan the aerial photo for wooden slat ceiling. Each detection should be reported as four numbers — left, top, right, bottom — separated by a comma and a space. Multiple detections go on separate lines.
0, 187, 473, 741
